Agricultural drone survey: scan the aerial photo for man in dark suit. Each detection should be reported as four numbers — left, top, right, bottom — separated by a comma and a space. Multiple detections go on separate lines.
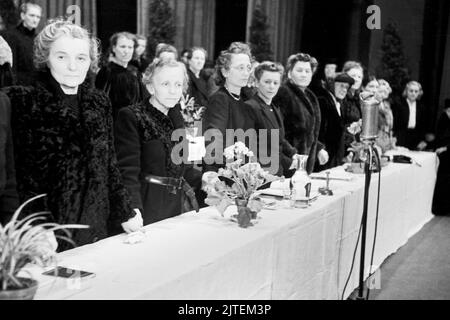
393, 81, 432, 150
1, 2, 41, 85
0, 91, 19, 225
317, 73, 355, 170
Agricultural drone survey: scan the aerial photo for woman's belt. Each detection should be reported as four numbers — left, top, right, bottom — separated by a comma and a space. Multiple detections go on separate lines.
143, 174, 185, 194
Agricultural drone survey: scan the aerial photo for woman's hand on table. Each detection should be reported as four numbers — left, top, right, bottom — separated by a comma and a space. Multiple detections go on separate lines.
122, 209, 144, 233
318, 149, 329, 165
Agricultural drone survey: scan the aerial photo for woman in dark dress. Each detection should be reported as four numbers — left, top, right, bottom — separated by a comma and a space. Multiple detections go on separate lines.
186, 47, 209, 108
95, 32, 146, 120
202, 42, 256, 173
245, 61, 298, 177
432, 103, 450, 215
3, 20, 142, 250
115, 58, 199, 225
273, 53, 329, 174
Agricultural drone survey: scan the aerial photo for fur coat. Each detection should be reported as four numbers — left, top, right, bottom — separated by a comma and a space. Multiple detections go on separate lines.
273, 80, 323, 174
2, 71, 134, 249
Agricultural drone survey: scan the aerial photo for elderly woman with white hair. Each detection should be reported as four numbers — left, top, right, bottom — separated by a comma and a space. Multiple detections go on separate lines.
393, 80, 433, 150
114, 58, 199, 225
2, 20, 142, 250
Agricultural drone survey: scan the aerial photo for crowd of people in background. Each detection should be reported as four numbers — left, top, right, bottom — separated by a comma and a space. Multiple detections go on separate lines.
0, 3, 448, 251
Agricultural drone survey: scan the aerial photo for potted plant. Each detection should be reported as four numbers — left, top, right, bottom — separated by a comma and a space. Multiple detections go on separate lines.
0, 194, 87, 300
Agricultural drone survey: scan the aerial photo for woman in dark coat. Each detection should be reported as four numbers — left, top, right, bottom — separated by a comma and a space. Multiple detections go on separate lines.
0, 91, 19, 225
186, 47, 209, 108
202, 42, 256, 173
95, 32, 146, 120
393, 81, 431, 150
273, 53, 328, 174
115, 58, 199, 225
432, 103, 450, 215
245, 61, 297, 177
3, 20, 141, 250
317, 73, 355, 170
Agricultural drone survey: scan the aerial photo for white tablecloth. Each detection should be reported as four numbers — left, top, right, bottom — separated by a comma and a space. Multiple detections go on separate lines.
32, 151, 437, 300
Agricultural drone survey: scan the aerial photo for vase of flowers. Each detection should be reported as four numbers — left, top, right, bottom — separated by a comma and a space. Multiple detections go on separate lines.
202, 142, 280, 228
180, 95, 206, 131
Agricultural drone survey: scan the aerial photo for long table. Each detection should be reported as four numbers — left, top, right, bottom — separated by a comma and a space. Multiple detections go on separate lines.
31, 151, 437, 300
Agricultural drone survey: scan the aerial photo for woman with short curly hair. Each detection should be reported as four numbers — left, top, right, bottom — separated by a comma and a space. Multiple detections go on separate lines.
115, 58, 200, 224
3, 20, 142, 250
202, 42, 256, 172
273, 53, 328, 174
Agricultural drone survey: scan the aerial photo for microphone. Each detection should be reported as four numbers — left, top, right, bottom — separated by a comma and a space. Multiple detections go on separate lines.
359, 91, 381, 143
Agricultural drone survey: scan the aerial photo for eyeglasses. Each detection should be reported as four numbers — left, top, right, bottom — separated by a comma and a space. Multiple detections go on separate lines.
230, 64, 252, 73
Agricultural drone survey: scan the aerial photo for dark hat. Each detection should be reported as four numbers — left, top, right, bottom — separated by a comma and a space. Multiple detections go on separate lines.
334, 72, 355, 86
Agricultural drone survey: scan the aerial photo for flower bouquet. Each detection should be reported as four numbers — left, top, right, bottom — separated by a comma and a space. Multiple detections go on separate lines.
180, 95, 206, 130
344, 120, 366, 173
202, 142, 280, 228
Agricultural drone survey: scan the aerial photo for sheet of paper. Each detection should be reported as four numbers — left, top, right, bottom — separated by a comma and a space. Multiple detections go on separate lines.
188, 136, 206, 162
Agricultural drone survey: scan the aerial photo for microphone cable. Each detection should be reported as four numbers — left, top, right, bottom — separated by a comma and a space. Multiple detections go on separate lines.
365, 147, 382, 300
341, 218, 363, 300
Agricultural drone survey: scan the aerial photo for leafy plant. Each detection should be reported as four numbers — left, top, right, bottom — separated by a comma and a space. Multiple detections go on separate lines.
147, 0, 177, 59
376, 22, 410, 99
0, 194, 88, 291
249, 4, 273, 62
180, 95, 206, 126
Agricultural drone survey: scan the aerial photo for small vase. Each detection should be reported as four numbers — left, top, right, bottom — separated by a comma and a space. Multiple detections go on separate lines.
235, 199, 253, 228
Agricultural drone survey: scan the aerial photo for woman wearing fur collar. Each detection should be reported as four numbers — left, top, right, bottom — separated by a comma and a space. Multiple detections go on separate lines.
273, 53, 329, 174
2, 20, 142, 250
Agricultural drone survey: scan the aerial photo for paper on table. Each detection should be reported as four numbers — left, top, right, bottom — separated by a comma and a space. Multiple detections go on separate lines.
259, 180, 290, 197
188, 136, 206, 162
310, 171, 354, 181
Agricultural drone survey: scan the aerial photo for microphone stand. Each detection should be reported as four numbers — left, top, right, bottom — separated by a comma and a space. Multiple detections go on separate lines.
356, 140, 376, 300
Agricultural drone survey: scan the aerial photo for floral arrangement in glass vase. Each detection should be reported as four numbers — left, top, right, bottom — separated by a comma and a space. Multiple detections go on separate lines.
345, 120, 367, 173
202, 142, 280, 228
180, 95, 206, 128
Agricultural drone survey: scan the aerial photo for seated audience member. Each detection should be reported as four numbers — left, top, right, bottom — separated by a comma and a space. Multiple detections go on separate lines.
393, 81, 433, 150
245, 61, 298, 176
115, 58, 199, 225
317, 73, 355, 170
432, 100, 450, 216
